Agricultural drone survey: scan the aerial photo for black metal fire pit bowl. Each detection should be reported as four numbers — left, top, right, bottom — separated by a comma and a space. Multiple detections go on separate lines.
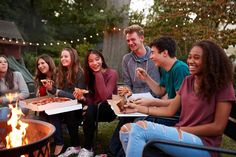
0, 119, 55, 157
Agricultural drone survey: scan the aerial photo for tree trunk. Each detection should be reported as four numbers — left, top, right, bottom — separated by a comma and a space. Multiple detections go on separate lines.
102, 0, 131, 81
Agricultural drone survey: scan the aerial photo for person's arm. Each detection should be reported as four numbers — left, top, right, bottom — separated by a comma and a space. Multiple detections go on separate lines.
124, 94, 181, 116
122, 55, 132, 89
16, 72, 29, 100
136, 68, 166, 96
58, 73, 86, 100
180, 101, 232, 137
94, 70, 117, 101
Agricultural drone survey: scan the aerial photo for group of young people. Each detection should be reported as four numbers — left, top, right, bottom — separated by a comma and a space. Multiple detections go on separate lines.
0, 24, 235, 157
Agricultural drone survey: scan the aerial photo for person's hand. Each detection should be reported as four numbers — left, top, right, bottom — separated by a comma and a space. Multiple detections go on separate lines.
41, 79, 53, 91
73, 88, 89, 100
136, 68, 148, 81
134, 97, 154, 106
122, 102, 138, 114
118, 86, 132, 97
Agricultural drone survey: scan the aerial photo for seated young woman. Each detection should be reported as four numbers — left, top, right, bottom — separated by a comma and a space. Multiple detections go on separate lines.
74, 49, 117, 157
119, 40, 235, 157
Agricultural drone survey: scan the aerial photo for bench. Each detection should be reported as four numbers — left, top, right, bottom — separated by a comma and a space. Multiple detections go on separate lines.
142, 101, 236, 157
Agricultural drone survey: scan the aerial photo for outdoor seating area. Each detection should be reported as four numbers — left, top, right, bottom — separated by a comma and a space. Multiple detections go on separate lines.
1, 1, 236, 157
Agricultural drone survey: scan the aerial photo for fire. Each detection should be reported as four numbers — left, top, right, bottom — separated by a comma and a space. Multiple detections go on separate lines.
5, 93, 29, 149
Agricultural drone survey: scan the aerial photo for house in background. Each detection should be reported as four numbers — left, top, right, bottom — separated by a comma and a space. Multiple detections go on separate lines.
0, 20, 26, 60
0, 20, 35, 98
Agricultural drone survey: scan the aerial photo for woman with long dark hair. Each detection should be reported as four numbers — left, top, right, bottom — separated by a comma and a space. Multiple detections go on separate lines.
0, 55, 29, 120
74, 49, 117, 157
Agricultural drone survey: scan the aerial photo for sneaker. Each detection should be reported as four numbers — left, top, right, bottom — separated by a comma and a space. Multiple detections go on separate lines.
58, 146, 81, 157
78, 148, 94, 157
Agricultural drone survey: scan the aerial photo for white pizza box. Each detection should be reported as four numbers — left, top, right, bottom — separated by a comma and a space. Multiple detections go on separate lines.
19, 96, 79, 112
108, 92, 154, 117
45, 104, 82, 115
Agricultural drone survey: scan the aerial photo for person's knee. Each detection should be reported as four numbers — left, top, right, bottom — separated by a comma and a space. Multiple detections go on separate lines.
120, 123, 131, 132
136, 120, 147, 129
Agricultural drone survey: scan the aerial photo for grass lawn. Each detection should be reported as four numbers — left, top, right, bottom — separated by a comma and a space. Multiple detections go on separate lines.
60, 120, 236, 157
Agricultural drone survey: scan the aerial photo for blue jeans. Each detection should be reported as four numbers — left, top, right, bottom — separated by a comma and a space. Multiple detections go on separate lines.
0, 107, 10, 120
120, 121, 210, 157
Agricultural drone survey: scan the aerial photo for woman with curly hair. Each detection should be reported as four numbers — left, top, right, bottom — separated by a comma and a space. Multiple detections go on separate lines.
43, 47, 85, 156
119, 40, 235, 157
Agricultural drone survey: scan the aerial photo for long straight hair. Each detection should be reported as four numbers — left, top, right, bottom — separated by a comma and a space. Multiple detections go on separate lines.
57, 47, 83, 88
34, 54, 56, 89
84, 49, 108, 92
0, 55, 14, 89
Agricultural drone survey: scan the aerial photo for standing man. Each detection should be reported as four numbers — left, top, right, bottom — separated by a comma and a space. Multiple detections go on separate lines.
108, 25, 160, 157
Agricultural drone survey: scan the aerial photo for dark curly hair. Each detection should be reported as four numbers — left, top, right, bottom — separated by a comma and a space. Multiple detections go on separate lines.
192, 40, 233, 99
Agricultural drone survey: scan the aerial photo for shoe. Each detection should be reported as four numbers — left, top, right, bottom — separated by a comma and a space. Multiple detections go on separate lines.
78, 148, 94, 157
58, 146, 81, 157
54, 145, 64, 156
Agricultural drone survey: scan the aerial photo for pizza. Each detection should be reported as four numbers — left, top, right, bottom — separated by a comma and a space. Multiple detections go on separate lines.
31, 97, 71, 106
74, 88, 89, 94
41, 79, 54, 85
118, 86, 132, 97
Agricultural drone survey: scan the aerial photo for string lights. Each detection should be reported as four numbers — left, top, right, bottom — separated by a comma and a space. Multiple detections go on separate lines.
0, 26, 125, 47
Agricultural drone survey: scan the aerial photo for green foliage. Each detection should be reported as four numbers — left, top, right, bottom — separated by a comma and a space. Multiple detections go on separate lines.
76, 42, 95, 65
23, 52, 37, 75
143, 0, 236, 58
0, 0, 127, 45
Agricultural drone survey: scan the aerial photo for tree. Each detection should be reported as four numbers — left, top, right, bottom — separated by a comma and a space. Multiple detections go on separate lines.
102, 0, 131, 79
144, 0, 236, 58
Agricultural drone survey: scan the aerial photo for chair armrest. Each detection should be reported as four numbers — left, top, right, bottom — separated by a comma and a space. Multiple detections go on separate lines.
142, 139, 236, 157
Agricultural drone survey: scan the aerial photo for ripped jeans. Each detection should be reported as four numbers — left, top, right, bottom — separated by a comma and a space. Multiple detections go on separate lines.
119, 121, 210, 157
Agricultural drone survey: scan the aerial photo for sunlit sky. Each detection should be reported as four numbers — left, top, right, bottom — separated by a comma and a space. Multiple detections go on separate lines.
130, 0, 154, 15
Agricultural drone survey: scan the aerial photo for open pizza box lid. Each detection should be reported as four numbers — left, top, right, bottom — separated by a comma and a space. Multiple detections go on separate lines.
108, 94, 148, 117
19, 95, 81, 114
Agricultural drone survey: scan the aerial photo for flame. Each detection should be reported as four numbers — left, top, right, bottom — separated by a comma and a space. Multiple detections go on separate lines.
5, 93, 29, 156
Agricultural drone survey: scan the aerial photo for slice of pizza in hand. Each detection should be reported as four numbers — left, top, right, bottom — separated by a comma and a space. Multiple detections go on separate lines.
74, 88, 89, 94
118, 86, 132, 97
41, 79, 54, 85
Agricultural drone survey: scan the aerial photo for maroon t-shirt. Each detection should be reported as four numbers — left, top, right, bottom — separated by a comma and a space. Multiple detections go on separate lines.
87, 68, 118, 104
176, 75, 235, 147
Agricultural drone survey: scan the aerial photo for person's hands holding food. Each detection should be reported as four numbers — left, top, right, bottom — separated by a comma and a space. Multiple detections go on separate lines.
118, 86, 132, 97
73, 88, 89, 100
41, 79, 54, 91
136, 68, 148, 81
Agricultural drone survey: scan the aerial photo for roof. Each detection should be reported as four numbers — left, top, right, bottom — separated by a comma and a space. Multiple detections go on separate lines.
0, 20, 24, 41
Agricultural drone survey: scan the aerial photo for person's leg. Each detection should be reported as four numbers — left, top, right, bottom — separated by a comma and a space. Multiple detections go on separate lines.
97, 102, 116, 122
120, 121, 210, 157
108, 117, 135, 157
65, 110, 82, 147
0, 107, 10, 120
83, 105, 97, 150
48, 114, 64, 145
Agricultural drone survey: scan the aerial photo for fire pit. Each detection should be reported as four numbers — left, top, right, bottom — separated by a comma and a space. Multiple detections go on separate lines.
0, 119, 55, 157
